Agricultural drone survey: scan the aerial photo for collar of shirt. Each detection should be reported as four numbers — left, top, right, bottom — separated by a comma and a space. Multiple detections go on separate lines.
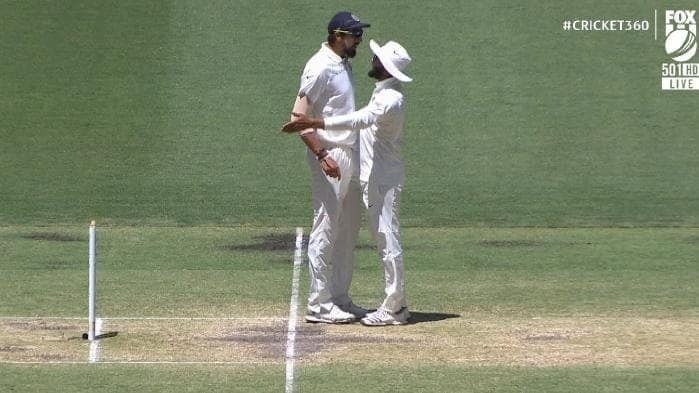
374, 77, 400, 91
320, 42, 345, 64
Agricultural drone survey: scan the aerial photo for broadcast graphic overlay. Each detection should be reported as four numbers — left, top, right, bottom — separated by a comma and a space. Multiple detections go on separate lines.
561, 8, 698, 91
661, 9, 698, 90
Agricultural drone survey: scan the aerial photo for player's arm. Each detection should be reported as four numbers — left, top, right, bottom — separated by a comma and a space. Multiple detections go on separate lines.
288, 67, 328, 134
290, 94, 340, 179
290, 94, 315, 131
283, 97, 389, 133
324, 105, 377, 131
282, 107, 374, 133
283, 111, 325, 132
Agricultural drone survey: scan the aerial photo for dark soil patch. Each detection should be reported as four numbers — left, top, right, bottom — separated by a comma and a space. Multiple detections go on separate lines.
21, 232, 83, 242
220, 233, 374, 252
523, 333, 569, 342
37, 353, 67, 361
0, 346, 29, 353
478, 240, 592, 248
479, 240, 546, 248
204, 322, 411, 359
5, 321, 76, 331
44, 260, 74, 269
220, 233, 306, 252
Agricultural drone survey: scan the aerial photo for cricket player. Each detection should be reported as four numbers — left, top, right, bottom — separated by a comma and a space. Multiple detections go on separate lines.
283, 40, 413, 326
290, 12, 370, 324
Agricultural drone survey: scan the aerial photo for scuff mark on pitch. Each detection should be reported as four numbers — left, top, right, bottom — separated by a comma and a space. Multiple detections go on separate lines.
202, 322, 411, 359
5, 321, 76, 331
523, 333, 570, 342
0, 345, 30, 353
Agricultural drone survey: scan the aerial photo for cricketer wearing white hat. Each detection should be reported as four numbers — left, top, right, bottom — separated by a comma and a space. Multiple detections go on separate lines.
283, 39, 413, 325
369, 39, 413, 82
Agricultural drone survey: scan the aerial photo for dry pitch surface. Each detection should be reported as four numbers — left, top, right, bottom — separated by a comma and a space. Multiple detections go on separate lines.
2, 315, 697, 366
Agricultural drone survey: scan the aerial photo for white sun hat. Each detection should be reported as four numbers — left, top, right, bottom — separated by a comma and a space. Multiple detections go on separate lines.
369, 39, 413, 82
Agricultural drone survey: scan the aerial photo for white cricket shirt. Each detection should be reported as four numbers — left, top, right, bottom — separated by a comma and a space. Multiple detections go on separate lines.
298, 43, 356, 147
323, 77, 405, 185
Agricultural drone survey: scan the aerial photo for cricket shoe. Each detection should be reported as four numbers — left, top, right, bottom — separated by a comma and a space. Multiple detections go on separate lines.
360, 307, 410, 326
305, 305, 356, 324
339, 302, 369, 319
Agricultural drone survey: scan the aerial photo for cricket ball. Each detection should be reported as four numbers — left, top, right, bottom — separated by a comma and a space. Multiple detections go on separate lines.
665, 29, 697, 62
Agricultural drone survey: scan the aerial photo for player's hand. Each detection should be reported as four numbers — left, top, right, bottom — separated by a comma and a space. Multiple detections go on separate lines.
319, 155, 341, 180
281, 112, 321, 133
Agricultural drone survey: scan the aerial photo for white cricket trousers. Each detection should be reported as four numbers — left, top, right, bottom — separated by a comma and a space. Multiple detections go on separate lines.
306, 146, 361, 314
364, 183, 406, 313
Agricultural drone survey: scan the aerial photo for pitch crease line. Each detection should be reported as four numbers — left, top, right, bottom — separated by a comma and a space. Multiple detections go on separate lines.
284, 227, 304, 393
2, 361, 278, 365
101, 317, 285, 321
0, 317, 88, 320
0, 316, 285, 321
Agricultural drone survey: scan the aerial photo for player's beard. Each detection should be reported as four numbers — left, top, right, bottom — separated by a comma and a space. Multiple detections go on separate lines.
368, 64, 385, 79
344, 46, 357, 58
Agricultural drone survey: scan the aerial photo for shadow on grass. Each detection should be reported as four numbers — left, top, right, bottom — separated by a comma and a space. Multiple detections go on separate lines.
96, 331, 119, 339
80, 331, 119, 340
220, 233, 374, 252
408, 312, 460, 325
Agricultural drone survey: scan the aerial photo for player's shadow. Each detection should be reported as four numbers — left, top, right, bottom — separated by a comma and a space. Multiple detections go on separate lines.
407, 312, 460, 325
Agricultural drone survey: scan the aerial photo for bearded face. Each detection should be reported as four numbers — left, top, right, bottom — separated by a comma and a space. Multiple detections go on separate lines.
368, 55, 390, 79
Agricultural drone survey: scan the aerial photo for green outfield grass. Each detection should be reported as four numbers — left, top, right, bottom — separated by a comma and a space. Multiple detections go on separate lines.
1, 0, 697, 227
1, 0, 698, 392
0, 365, 285, 393
2, 226, 697, 318
1, 226, 697, 391
1, 365, 698, 393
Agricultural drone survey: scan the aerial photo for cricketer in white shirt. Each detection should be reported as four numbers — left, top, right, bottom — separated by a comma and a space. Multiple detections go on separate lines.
324, 77, 406, 187
299, 43, 357, 147
283, 39, 413, 323
323, 76, 408, 314
297, 42, 363, 321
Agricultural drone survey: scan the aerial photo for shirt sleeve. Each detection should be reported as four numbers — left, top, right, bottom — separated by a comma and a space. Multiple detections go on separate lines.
324, 91, 401, 131
298, 66, 327, 105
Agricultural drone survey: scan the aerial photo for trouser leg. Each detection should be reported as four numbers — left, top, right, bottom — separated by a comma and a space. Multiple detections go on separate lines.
306, 147, 353, 314
366, 183, 406, 312
331, 175, 361, 306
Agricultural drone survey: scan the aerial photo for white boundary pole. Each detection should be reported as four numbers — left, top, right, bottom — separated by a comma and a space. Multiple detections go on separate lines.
87, 220, 96, 341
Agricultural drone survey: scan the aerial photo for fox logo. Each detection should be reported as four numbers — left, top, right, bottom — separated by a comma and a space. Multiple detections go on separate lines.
665, 10, 697, 62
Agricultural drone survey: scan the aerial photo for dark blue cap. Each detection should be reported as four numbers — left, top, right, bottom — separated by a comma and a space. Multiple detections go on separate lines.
327, 11, 371, 33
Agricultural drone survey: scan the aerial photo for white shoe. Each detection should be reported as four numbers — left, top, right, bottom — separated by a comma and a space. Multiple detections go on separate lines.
339, 302, 369, 318
360, 307, 410, 326
305, 305, 356, 324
